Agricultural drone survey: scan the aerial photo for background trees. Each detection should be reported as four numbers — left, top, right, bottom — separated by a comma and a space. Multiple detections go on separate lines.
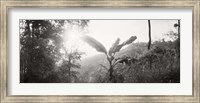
20, 20, 88, 83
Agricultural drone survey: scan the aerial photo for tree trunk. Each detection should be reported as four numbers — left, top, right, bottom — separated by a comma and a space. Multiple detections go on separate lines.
26, 20, 32, 38
109, 65, 114, 82
148, 20, 151, 50
178, 20, 180, 39
108, 59, 115, 83
148, 20, 152, 70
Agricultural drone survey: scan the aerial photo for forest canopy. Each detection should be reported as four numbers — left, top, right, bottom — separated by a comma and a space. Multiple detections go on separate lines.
20, 20, 89, 83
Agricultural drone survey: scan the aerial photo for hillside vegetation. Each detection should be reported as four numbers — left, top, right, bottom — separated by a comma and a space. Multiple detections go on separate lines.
77, 39, 180, 83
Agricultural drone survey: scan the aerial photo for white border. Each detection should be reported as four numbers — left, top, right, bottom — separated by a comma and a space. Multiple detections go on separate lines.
8, 8, 192, 95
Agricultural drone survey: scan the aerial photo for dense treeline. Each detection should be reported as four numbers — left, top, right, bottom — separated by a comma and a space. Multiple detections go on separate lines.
20, 20, 88, 83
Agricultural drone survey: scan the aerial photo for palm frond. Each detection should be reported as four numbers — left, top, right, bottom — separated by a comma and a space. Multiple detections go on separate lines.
123, 36, 137, 45
112, 36, 137, 54
108, 38, 120, 56
81, 35, 107, 54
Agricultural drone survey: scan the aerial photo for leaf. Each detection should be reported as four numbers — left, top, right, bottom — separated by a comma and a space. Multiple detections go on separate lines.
81, 35, 107, 54
123, 36, 137, 45
108, 38, 120, 56
113, 36, 137, 53
112, 44, 124, 54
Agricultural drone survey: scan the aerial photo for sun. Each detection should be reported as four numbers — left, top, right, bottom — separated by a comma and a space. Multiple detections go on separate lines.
63, 27, 83, 51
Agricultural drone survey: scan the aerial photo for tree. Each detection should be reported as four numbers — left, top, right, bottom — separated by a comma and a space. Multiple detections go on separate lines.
20, 20, 89, 83
59, 49, 84, 82
147, 20, 152, 70
20, 20, 61, 83
174, 20, 180, 38
165, 20, 180, 41
81, 35, 137, 83
148, 20, 151, 50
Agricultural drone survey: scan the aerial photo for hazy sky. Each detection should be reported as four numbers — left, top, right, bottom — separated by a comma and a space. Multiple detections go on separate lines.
64, 20, 178, 58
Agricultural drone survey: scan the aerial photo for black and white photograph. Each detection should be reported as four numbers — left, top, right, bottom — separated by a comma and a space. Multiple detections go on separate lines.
20, 20, 180, 83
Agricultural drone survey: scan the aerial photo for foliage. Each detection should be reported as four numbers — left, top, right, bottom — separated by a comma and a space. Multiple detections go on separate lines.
81, 35, 137, 82
20, 20, 88, 83
164, 30, 179, 41
123, 42, 180, 83
113, 38, 180, 83
78, 36, 180, 83
81, 35, 107, 54
108, 38, 120, 56
57, 49, 84, 82
108, 36, 137, 57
